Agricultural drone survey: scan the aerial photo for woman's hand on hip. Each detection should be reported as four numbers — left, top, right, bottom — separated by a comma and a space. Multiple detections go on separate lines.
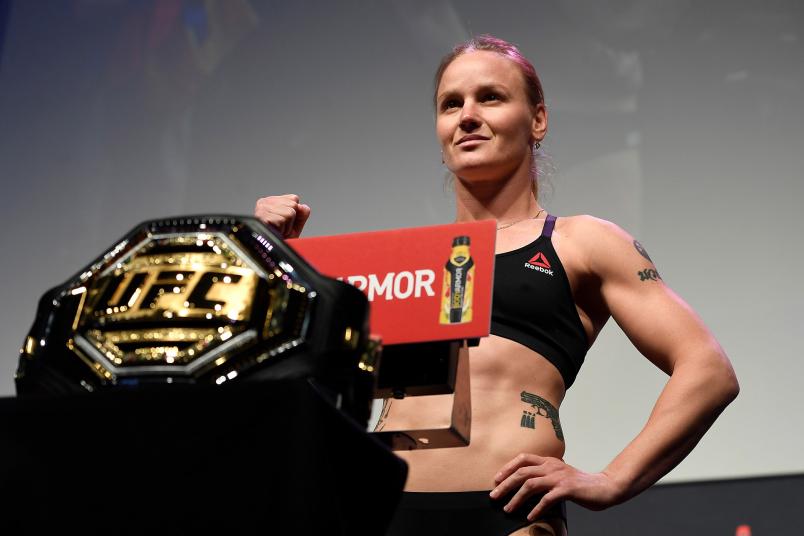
489, 453, 624, 521
254, 194, 311, 239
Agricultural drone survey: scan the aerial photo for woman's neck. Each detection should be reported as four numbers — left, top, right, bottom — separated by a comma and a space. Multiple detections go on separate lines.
453, 168, 540, 223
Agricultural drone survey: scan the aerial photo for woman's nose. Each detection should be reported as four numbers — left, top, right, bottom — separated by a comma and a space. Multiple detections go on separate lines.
459, 108, 481, 132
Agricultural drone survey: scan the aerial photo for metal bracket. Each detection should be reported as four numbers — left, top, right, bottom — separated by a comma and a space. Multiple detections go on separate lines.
372, 342, 471, 450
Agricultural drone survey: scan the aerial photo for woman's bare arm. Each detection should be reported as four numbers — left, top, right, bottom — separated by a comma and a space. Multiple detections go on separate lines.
585, 217, 739, 501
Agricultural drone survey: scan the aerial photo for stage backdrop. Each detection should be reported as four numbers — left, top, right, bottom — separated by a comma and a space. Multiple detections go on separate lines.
1, 0, 802, 484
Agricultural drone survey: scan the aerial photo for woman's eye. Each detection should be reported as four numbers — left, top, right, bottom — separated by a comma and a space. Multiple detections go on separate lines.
482, 93, 499, 102
443, 99, 460, 110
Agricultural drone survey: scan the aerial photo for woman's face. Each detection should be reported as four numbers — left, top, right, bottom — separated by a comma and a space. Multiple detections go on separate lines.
436, 50, 546, 183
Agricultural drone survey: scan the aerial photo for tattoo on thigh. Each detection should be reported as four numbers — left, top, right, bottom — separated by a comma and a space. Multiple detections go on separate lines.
520, 391, 564, 442
633, 240, 652, 262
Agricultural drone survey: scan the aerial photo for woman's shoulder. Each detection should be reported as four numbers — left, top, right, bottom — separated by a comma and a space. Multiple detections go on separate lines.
554, 214, 662, 288
554, 214, 630, 243
553, 215, 644, 272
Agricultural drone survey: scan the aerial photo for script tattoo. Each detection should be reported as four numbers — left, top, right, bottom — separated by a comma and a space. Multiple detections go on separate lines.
520, 391, 564, 442
638, 268, 661, 282
633, 240, 652, 262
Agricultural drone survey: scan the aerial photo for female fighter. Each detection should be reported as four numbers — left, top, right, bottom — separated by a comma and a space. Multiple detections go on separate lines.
254, 35, 738, 535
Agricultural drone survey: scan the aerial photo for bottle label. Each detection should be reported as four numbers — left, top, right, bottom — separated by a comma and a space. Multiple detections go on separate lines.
440, 237, 474, 324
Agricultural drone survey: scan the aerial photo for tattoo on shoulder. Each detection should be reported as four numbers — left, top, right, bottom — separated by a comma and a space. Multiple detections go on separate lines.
633, 240, 652, 262
638, 268, 661, 282
519, 390, 564, 442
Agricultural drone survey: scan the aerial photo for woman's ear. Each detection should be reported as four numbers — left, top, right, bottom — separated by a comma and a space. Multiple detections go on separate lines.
531, 103, 548, 144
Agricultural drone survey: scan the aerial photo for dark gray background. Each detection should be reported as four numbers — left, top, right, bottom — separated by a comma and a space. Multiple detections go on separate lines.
1, 0, 802, 482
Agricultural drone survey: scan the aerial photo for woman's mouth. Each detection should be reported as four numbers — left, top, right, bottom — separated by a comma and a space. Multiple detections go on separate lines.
456, 135, 489, 146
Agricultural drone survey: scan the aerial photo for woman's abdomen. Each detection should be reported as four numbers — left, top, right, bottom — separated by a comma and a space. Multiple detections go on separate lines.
382, 336, 567, 491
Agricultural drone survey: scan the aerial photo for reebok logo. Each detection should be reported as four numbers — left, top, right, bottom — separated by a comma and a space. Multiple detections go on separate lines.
527, 252, 551, 269
524, 252, 554, 276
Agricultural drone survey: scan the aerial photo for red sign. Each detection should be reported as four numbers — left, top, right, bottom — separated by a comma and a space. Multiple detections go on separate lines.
288, 221, 495, 345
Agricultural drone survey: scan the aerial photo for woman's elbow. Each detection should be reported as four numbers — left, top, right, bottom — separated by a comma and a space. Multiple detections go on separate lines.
723, 365, 740, 404
712, 350, 740, 406
681, 346, 739, 407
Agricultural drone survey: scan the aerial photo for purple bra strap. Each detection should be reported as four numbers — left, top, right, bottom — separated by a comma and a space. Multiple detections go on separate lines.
541, 214, 557, 238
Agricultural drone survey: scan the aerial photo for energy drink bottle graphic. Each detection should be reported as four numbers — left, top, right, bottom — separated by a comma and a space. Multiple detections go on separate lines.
440, 236, 474, 324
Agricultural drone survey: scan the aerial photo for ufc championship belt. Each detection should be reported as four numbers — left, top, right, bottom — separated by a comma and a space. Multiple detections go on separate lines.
15, 215, 377, 423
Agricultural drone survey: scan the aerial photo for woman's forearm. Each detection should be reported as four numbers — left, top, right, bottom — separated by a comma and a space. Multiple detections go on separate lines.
602, 352, 739, 503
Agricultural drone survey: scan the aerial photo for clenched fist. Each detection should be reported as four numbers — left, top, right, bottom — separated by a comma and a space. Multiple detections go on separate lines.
254, 194, 311, 239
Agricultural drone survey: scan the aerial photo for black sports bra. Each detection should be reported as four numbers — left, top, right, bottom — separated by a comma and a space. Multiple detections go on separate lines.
491, 215, 589, 389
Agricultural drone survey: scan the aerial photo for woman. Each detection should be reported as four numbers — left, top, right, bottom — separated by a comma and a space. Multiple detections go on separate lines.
255, 36, 739, 536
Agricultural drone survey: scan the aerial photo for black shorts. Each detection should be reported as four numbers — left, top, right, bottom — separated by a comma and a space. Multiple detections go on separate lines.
386, 490, 567, 536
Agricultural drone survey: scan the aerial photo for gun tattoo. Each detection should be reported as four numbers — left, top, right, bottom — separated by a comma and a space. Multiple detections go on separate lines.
374, 398, 393, 432
520, 391, 564, 442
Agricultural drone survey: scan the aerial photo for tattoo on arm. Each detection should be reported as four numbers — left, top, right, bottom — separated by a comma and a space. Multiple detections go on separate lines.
520, 391, 564, 442
638, 268, 661, 281
634, 241, 661, 282
633, 240, 653, 262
